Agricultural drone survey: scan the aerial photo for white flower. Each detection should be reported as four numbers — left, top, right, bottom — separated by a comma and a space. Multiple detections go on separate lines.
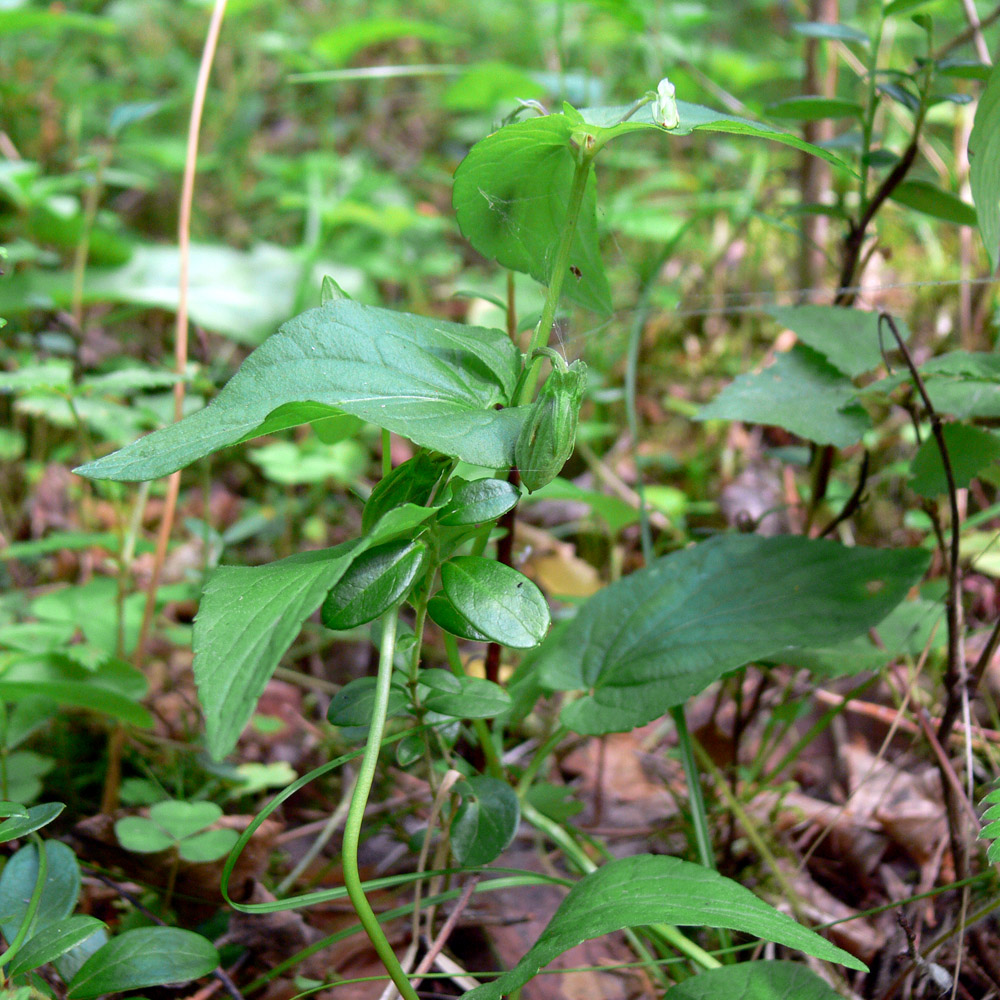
653, 78, 679, 129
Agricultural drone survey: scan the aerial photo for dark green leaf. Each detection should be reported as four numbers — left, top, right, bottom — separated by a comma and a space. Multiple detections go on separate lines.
66, 927, 219, 999
884, 0, 936, 15
792, 21, 869, 45
890, 180, 977, 226
910, 424, 1000, 497
8, 916, 108, 977
463, 855, 864, 999
970, 62, 1000, 271
878, 82, 920, 112
0, 841, 79, 946
363, 452, 451, 533
426, 593, 493, 642
766, 305, 909, 378
0, 803, 63, 844
420, 669, 512, 719
194, 505, 434, 760
327, 676, 409, 728
451, 776, 520, 866
767, 97, 863, 121
74, 300, 527, 481
697, 344, 870, 447
453, 116, 612, 315
437, 478, 520, 526
441, 557, 550, 649
533, 534, 928, 735
662, 960, 847, 999
321, 539, 427, 630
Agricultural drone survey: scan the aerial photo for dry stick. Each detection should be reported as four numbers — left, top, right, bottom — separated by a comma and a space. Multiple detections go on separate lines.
103, 0, 229, 817
409, 876, 481, 992
935, 2, 1000, 61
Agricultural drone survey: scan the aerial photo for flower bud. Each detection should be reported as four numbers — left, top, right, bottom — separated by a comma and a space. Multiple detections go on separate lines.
653, 78, 679, 130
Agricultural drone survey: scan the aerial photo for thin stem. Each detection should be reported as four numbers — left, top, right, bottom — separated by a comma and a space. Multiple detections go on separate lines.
341, 610, 419, 1000
443, 633, 504, 779
0, 834, 47, 969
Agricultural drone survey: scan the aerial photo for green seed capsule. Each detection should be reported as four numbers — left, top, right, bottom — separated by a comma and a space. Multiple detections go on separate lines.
515, 358, 587, 493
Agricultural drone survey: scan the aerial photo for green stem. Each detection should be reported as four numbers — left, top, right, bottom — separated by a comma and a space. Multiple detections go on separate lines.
518, 150, 595, 406
443, 633, 505, 779
0, 833, 48, 969
521, 800, 721, 973
341, 609, 419, 1000
516, 724, 569, 795
671, 706, 715, 871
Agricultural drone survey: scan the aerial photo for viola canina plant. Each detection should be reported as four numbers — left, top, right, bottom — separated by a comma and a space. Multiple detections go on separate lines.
76, 77, 936, 998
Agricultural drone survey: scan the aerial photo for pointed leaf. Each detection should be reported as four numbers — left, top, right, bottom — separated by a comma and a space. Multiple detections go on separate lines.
792, 21, 869, 45
194, 505, 435, 760
74, 300, 527, 481
66, 927, 219, 998
363, 452, 451, 533
970, 62, 1000, 271
534, 534, 929, 735
321, 539, 427, 630
891, 180, 977, 227
451, 776, 520, 867
463, 855, 864, 999
8, 915, 108, 977
441, 557, 550, 649
697, 343, 870, 447
453, 116, 611, 315
0, 802, 64, 844
910, 423, 1000, 497
662, 960, 847, 999
768, 97, 863, 121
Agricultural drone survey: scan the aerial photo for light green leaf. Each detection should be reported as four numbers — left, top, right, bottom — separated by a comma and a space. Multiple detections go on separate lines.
768, 96, 863, 121
533, 534, 928, 735
696, 344, 870, 447
891, 180, 977, 227
178, 828, 239, 863
0, 841, 79, 946
453, 116, 612, 314
115, 816, 175, 854
462, 855, 864, 999
910, 423, 1000, 497
419, 670, 512, 719
75, 300, 527, 481
792, 21, 869, 45
662, 960, 847, 999
310, 17, 462, 66
195, 505, 434, 760
8, 916, 108, 977
149, 800, 222, 840
441, 557, 550, 649
766, 305, 908, 378
970, 62, 1000, 271
0, 802, 64, 844
66, 927, 219, 999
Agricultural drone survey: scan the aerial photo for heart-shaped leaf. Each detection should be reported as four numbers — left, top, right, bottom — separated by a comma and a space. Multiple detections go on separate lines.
66, 927, 219, 999
534, 534, 928, 735
74, 300, 528, 481
451, 776, 520, 866
149, 800, 222, 840
462, 855, 864, 1000
441, 557, 550, 649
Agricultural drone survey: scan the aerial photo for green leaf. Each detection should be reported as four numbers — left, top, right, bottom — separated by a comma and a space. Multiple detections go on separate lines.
891, 180, 977, 226
74, 300, 527, 481
792, 21, 869, 45
884, 0, 937, 15
766, 305, 909, 378
66, 927, 219, 999
194, 505, 435, 760
426, 593, 493, 642
327, 676, 409, 728
662, 960, 847, 999
971, 62, 1000, 271
441, 557, 550, 649
149, 800, 223, 840
363, 452, 451, 533
177, 828, 240, 863
451, 776, 520, 867
453, 116, 612, 315
464, 855, 864, 999
910, 424, 1000, 497
437, 478, 520, 526
767, 97, 863, 121
0, 802, 64, 844
696, 344, 870, 447
533, 534, 928, 735
115, 816, 175, 854
419, 669, 512, 719
0, 802, 29, 819
8, 916, 108, 977
0, 841, 80, 946
310, 17, 462, 66
321, 539, 427, 631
